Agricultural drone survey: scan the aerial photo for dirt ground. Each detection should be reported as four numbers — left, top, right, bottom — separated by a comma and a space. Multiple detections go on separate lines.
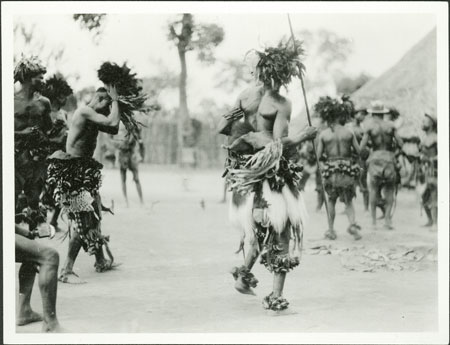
16, 165, 438, 333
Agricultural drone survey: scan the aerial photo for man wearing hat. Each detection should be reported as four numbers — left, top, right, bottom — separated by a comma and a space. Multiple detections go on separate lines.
360, 100, 404, 229
417, 113, 437, 227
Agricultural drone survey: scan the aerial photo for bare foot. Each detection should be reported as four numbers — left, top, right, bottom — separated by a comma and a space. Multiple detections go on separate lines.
383, 223, 394, 230
348, 224, 362, 240
59, 270, 86, 284
422, 221, 433, 227
42, 320, 65, 333
324, 230, 337, 240
17, 310, 43, 326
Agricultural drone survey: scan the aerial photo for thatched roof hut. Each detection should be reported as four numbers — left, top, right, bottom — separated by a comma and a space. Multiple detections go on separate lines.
352, 27, 436, 138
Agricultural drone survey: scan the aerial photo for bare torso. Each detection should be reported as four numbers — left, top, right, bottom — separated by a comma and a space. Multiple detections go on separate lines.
365, 117, 397, 152
237, 85, 264, 129
14, 91, 52, 132
320, 125, 356, 159
255, 91, 291, 138
66, 107, 99, 157
348, 121, 364, 142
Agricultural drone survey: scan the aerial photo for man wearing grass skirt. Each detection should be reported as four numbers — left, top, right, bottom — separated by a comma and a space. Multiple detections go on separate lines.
315, 96, 362, 241
46, 85, 120, 283
218, 40, 317, 312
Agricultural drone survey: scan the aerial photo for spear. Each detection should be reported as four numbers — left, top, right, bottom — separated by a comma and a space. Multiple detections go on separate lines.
287, 14, 333, 232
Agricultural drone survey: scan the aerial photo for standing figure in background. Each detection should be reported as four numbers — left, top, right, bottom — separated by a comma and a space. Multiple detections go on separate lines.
116, 123, 145, 207
417, 113, 437, 227
348, 108, 369, 211
315, 96, 362, 240
41, 74, 74, 231
46, 85, 120, 283
360, 101, 404, 229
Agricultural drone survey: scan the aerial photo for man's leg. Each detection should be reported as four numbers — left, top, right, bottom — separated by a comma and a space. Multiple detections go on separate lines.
368, 175, 379, 227
383, 184, 395, 229
59, 231, 84, 283
324, 196, 337, 239
16, 235, 62, 332
120, 168, 128, 207
131, 168, 144, 205
344, 197, 362, 240
233, 238, 259, 295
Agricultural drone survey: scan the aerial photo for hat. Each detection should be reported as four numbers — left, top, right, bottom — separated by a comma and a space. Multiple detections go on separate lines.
424, 113, 437, 127
367, 100, 390, 114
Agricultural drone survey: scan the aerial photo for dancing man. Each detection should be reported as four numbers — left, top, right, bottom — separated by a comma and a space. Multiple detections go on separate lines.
315, 96, 362, 240
46, 85, 120, 283
218, 40, 317, 312
417, 113, 437, 227
14, 56, 52, 213
41, 74, 74, 231
360, 100, 404, 229
348, 108, 369, 211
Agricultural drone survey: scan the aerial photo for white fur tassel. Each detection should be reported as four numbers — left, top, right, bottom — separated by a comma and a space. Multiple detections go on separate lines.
262, 181, 288, 234
229, 192, 255, 242
281, 186, 308, 230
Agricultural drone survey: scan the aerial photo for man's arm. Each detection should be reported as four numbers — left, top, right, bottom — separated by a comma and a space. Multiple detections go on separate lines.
316, 132, 324, 159
273, 100, 291, 140
40, 96, 53, 133
393, 127, 404, 149
15, 224, 31, 238
351, 131, 361, 155
360, 127, 370, 152
217, 91, 245, 135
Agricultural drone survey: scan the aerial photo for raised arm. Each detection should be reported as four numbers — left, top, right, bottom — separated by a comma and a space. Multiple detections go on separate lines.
81, 86, 120, 129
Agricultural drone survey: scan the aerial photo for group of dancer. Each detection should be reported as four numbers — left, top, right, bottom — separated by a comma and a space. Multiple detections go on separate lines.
219, 40, 438, 312
14, 56, 132, 331
13, 37, 438, 330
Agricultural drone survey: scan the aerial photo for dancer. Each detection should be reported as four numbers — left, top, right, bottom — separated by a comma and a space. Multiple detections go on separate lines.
46, 85, 120, 283
360, 100, 404, 229
417, 113, 437, 227
315, 96, 362, 240
15, 209, 62, 332
14, 56, 52, 213
41, 74, 74, 231
348, 108, 369, 211
220, 40, 317, 312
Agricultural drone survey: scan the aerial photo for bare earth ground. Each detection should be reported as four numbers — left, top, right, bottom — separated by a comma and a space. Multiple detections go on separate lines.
16, 165, 438, 333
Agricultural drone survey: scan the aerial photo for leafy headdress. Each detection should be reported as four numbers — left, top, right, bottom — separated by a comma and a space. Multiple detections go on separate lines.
14, 55, 47, 83
97, 62, 148, 140
249, 38, 305, 90
314, 95, 355, 124
42, 74, 73, 106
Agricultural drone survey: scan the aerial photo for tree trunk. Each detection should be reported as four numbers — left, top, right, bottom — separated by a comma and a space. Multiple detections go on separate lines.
177, 45, 189, 164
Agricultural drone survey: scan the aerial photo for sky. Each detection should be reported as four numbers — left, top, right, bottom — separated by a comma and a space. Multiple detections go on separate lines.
14, 13, 436, 118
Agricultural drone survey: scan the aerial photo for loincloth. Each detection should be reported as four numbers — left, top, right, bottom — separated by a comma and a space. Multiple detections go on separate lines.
322, 158, 360, 202
46, 150, 106, 254
118, 148, 139, 171
225, 140, 307, 273
367, 150, 398, 186
418, 157, 437, 209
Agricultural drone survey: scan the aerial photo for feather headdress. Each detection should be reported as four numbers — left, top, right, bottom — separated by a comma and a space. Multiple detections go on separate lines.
42, 74, 73, 104
97, 62, 148, 140
314, 95, 355, 124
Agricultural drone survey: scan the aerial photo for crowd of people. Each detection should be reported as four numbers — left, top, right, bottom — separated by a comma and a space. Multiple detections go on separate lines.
13, 39, 438, 331
220, 39, 438, 313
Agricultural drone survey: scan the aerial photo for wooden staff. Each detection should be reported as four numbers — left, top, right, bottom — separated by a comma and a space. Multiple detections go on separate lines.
287, 14, 333, 231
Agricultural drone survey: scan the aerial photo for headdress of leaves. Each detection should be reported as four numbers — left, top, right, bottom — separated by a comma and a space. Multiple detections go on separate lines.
254, 38, 305, 90
314, 95, 355, 124
14, 55, 47, 83
97, 62, 148, 140
41, 74, 73, 104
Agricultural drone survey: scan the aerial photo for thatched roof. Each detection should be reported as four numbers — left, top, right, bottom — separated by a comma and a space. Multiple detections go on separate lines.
352, 27, 436, 137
